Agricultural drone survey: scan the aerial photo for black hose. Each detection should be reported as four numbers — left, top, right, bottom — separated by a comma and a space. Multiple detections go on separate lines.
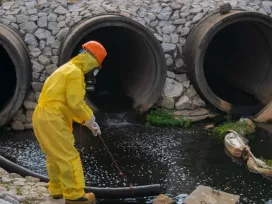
0, 154, 49, 181
0, 155, 161, 198
85, 185, 161, 199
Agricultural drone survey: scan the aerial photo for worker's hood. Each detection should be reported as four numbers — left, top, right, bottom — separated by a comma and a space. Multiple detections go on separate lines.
70, 52, 99, 74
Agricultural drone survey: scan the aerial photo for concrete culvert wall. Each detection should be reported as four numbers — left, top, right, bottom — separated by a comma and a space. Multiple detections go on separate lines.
59, 15, 166, 113
185, 10, 272, 116
1, 0, 272, 130
0, 24, 31, 127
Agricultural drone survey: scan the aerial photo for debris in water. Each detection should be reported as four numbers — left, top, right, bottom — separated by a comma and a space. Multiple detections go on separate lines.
224, 131, 248, 158
153, 194, 175, 204
183, 185, 240, 204
247, 157, 272, 180
224, 130, 272, 180
204, 124, 214, 130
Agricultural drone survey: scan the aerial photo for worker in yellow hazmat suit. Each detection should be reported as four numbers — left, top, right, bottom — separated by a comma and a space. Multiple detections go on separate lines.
32, 41, 107, 204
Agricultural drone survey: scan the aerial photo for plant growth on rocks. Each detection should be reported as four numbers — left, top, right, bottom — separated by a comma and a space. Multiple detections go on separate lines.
212, 118, 256, 141
146, 109, 192, 128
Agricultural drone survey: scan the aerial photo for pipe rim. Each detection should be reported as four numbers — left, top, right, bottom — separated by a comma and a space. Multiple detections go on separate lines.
186, 11, 272, 113
0, 24, 31, 126
59, 14, 166, 113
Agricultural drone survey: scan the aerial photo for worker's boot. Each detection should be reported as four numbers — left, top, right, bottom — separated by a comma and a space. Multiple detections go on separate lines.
65, 193, 96, 204
52, 195, 63, 199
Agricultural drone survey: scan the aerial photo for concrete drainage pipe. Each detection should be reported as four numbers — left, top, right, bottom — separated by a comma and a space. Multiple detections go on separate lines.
0, 24, 31, 126
184, 10, 272, 116
59, 15, 166, 114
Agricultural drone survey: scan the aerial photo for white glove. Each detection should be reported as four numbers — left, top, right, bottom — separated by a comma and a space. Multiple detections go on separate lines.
85, 115, 101, 137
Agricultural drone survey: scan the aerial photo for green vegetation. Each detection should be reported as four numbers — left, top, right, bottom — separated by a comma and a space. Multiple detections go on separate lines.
212, 120, 255, 141
261, 157, 272, 167
266, 160, 272, 167
16, 186, 22, 196
0, 0, 10, 3
146, 109, 192, 128
23, 200, 31, 204
2, 183, 10, 191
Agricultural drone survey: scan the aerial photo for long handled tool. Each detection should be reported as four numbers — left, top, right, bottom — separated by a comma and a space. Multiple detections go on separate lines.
97, 134, 134, 197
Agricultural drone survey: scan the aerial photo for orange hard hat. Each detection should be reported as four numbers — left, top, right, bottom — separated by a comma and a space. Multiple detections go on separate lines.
82, 41, 107, 68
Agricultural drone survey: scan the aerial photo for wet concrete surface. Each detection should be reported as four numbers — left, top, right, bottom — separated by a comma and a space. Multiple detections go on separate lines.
0, 113, 271, 203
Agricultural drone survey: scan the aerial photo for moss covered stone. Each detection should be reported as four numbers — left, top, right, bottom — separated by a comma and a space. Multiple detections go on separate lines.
146, 109, 192, 128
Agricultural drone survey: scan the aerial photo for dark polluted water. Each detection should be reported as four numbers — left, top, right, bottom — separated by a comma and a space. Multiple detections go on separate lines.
0, 113, 272, 203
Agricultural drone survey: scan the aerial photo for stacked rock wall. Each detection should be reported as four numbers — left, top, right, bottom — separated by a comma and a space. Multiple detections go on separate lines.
0, 0, 270, 130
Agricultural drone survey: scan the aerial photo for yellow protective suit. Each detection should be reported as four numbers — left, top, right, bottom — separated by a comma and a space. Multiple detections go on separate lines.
32, 52, 99, 200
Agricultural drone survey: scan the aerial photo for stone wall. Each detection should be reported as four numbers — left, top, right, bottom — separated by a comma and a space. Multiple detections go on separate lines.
1, 0, 270, 130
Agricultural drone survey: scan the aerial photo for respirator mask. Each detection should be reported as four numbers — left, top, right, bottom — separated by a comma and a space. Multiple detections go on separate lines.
85, 68, 100, 92
79, 49, 100, 92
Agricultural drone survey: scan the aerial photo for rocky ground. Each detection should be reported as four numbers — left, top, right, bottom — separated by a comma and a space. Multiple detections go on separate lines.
0, 168, 63, 204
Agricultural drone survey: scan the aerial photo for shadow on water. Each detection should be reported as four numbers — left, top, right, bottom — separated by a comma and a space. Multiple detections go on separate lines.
0, 113, 272, 203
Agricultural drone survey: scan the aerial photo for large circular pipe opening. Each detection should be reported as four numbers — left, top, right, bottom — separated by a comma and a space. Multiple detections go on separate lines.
59, 15, 166, 113
0, 24, 31, 126
185, 11, 272, 115
0, 45, 16, 109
